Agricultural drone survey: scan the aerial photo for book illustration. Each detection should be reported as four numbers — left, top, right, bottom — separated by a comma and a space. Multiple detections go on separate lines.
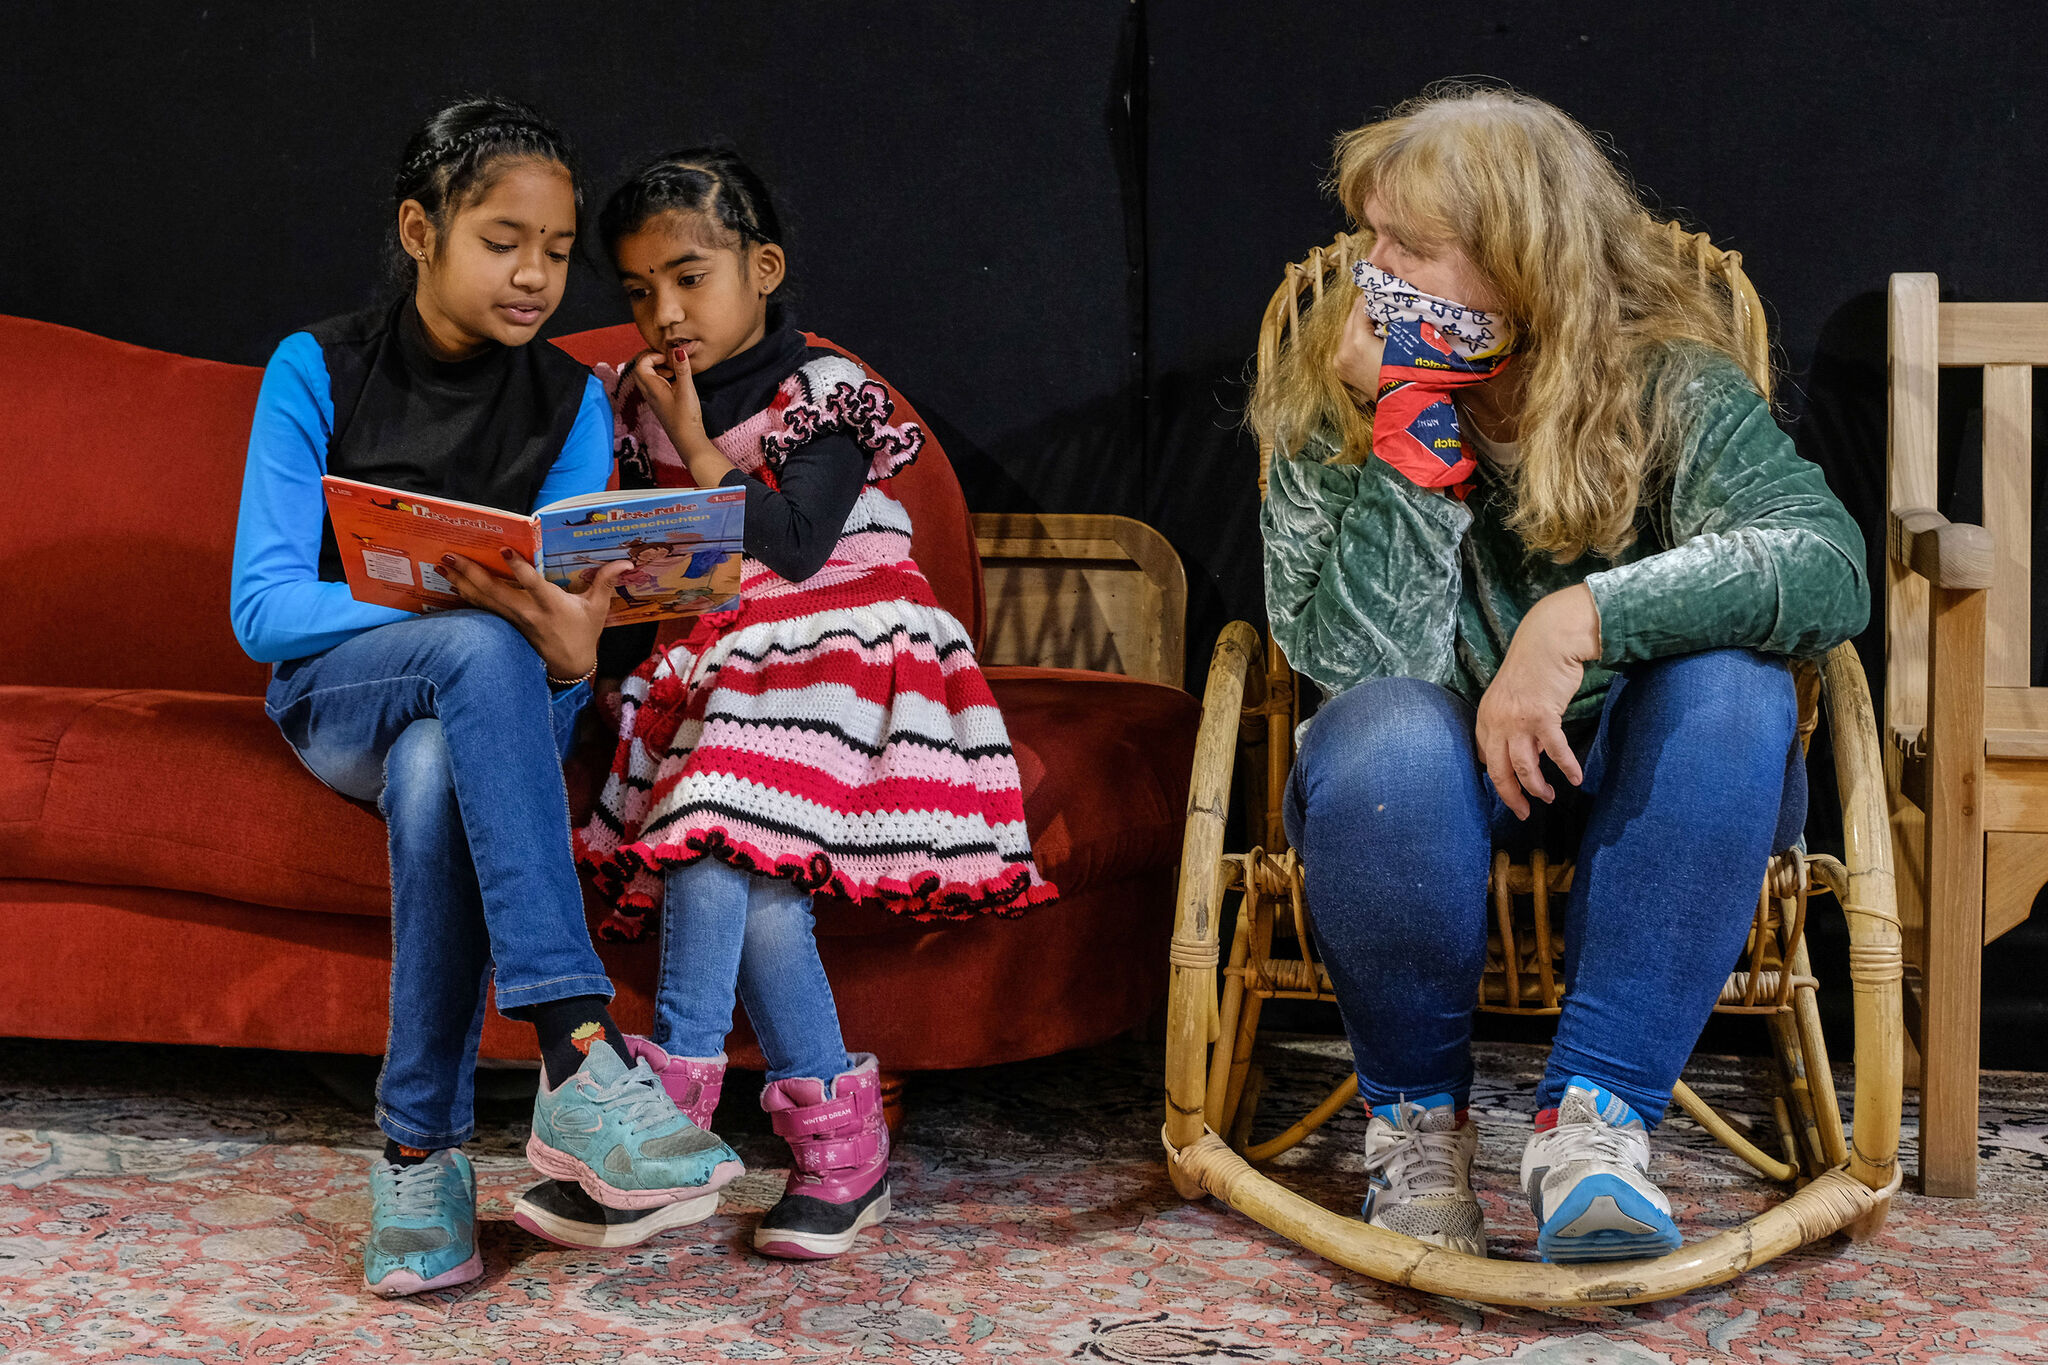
536, 488, 745, 626
322, 476, 744, 624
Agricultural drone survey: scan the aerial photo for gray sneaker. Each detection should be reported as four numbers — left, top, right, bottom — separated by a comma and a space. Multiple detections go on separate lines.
1359, 1093, 1486, 1257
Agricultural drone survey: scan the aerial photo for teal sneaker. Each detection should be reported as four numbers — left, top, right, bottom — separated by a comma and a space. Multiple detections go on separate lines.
363, 1149, 482, 1296
526, 1039, 744, 1209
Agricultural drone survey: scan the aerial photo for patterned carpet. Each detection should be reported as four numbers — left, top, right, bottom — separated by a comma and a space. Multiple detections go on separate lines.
2, 1033, 2045, 1364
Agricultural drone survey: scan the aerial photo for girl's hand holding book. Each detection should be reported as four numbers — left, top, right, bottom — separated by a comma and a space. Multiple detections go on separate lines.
439, 548, 631, 684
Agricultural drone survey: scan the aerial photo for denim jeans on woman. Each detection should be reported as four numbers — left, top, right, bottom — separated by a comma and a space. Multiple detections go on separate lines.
265, 609, 611, 1148
1283, 647, 1806, 1126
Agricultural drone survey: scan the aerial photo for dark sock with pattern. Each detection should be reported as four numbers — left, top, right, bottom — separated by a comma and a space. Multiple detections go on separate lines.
511, 995, 629, 1086
382, 1139, 440, 1168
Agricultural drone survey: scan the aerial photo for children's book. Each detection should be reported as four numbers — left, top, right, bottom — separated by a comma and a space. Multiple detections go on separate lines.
322, 476, 747, 625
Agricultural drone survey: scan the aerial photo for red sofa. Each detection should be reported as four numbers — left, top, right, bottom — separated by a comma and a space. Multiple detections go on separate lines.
0, 315, 1198, 1075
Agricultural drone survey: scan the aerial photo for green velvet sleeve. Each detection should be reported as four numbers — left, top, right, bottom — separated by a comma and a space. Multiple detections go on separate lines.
1262, 441, 1473, 698
1584, 360, 1870, 667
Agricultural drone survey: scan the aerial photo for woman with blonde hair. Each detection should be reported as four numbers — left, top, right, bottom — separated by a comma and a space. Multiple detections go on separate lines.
1254, 85, 1866, 1263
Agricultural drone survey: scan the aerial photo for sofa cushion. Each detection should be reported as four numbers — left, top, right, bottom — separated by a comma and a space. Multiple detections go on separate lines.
0, 686, 390, 916
974, 666, 1199, 908
0, 317, 274, 695
0, 671, 1197, 926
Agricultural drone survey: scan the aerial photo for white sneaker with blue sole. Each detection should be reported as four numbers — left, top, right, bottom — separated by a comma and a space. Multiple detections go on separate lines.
1359, 1093, 1486, 1257
1520, 1078, 1682, 1264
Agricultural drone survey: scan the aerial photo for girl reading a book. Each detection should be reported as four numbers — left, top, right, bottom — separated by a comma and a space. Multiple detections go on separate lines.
511, 149, 1056, 1258
228, 97, 739, 1297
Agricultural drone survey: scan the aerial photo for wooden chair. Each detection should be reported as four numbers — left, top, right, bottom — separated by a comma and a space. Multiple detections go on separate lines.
1885, 273, 2045, 1197
1161, 228, 1904, 1306
972, 512, 1188, 686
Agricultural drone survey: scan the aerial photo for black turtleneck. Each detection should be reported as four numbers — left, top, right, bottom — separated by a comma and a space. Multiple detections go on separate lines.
309, 296, 590, 583
656, 311, 869, 584
694, 315, 809, 441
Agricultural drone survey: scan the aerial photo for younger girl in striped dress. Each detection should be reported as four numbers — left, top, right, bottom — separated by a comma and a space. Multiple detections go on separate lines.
515, 149, 1053, 1258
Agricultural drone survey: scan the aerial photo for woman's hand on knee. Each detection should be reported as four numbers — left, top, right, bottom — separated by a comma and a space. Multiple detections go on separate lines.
1477, 585, 1600, 819
441, 550, 631, 681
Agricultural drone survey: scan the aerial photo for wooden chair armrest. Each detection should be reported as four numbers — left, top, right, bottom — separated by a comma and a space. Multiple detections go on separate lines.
1888, 507, 1994, 591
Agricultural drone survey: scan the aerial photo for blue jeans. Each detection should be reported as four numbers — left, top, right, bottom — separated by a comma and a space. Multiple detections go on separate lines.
265, 610, 611, 1147
656, 857, 853, 1084
1283, 648, 1806, 1127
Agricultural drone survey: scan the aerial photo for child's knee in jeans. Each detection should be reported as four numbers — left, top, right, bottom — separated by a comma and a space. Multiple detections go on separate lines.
421, 609, 535, 676
381, 719, 456, 821
742, 880, 820, 953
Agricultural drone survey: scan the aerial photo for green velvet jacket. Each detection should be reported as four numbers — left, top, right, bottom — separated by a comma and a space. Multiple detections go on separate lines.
1261, 348, 1869, 723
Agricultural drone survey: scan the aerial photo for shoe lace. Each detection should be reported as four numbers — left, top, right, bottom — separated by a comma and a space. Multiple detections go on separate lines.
578, 1061, 691, 1136
382, 1159, 453, 1220
1364, 1101, 1460, 1196
1551, 1118, 1639, 1170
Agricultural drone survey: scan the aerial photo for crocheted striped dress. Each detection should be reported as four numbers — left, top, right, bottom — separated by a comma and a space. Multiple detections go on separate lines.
577, 339, 1056, 934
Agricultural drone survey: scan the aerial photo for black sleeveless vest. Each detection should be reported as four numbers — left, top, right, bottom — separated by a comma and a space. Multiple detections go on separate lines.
309, 297, 591, 583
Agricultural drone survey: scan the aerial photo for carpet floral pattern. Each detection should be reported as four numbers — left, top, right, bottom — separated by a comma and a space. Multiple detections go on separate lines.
2, 1035, 2045, 1363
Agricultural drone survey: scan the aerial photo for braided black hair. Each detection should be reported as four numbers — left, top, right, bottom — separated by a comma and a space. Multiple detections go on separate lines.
597, 147, 783, 264
390, 95, 580, 280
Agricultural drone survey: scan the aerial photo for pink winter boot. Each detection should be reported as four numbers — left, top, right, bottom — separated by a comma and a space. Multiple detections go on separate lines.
626, 1036, 727, 1130
754, 1052, 892, 1258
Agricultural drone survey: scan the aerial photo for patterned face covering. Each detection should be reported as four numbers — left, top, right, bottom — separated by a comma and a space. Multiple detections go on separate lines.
1351, 260, 1514, 494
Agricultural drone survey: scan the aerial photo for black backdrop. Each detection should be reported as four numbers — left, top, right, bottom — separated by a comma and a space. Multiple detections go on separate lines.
9, 2, 2047, 1060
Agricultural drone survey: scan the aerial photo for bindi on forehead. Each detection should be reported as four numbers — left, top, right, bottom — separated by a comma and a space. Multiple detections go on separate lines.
484, 216, 571, 235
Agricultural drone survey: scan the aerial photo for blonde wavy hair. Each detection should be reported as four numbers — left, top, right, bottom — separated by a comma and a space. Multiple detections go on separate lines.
1250, 84, 1766, 562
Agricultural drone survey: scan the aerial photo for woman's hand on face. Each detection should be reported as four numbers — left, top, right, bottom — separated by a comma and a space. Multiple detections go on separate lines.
441, 549, 631, 681
1475, 584, 1602, 820
1331, 293, 1386, 410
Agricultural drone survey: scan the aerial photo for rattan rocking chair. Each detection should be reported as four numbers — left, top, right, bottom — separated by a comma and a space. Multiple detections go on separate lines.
1161, 227, 1905, 1307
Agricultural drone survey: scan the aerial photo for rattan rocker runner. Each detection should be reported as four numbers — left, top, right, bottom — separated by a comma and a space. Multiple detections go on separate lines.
1161, 228, 1905, 1307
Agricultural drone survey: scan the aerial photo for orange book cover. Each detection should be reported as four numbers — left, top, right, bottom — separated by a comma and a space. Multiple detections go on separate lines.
322, 476, 540, 613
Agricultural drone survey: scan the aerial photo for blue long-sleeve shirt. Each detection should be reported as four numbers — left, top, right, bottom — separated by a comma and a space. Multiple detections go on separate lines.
229, 331, 612, 664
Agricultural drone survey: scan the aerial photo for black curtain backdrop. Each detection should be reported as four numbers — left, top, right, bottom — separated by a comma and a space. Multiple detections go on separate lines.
7, 2, 2047, 1060
3, 1, 1145, 525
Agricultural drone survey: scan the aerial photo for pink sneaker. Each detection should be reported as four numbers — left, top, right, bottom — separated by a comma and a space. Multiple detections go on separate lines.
625, 1036, 727, 1131
753, 1052, 891, 1259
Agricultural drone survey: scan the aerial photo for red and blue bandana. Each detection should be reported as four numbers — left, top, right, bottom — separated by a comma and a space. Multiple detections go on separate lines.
1352, 260, 1514, 495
